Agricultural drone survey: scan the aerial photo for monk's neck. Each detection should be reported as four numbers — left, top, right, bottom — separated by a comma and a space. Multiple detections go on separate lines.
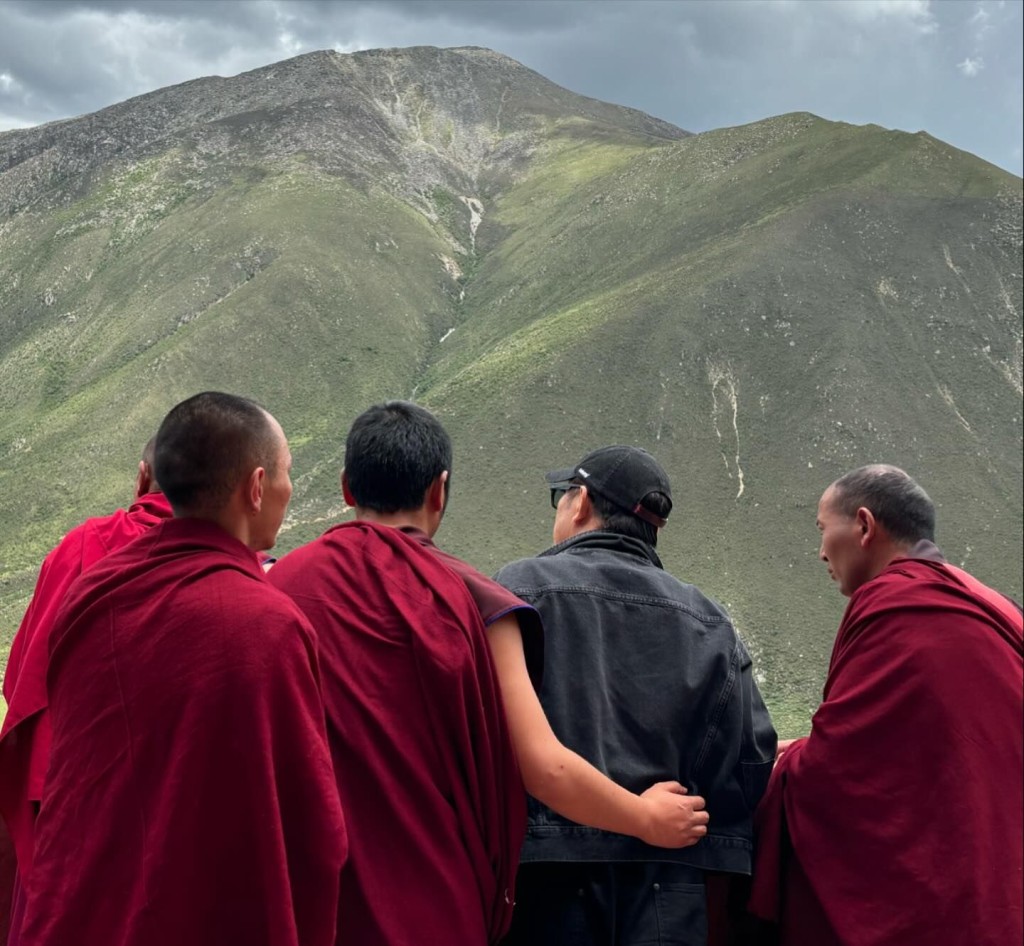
354, 506, 438, 538
865, 539, 920, 584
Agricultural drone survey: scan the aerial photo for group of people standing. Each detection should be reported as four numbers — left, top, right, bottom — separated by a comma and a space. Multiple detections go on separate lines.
0, 391, 1020, 946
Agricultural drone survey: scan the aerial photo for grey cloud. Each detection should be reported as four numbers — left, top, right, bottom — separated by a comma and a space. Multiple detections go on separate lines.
0, 0, 1020, 175
0, 0, 298, 123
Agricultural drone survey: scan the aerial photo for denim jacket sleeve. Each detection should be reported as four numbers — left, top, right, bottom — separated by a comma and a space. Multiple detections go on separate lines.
694, 635, 777, 833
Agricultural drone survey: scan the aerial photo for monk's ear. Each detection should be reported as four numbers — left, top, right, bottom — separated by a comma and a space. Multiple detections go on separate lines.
247, 466, 266, 513
426, 471, 448, 513
341, 469, 357, 507
135, 461, 152, 499
855, 506, 877, 547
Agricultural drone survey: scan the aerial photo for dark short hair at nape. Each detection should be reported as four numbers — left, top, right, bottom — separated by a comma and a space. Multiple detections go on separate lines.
155, 392, 278, 515
345, 401, 452, 513
586, 486, 671, 548
830, 464, 936, 544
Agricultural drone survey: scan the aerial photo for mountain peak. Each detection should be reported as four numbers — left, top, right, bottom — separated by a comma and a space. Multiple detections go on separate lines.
0, 45, 687, 219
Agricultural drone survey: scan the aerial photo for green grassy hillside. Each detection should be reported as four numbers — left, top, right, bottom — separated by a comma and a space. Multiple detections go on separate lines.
1, 49, 1020, 737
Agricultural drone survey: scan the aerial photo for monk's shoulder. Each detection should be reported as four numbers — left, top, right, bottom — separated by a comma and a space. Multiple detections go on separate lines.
844, 564, 1008, 669
42, 518, 91, 571
171, 560, 312, 646
225, 568, 310, 621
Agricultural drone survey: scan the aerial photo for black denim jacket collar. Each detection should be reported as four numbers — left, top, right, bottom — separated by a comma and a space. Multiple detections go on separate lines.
538, 529, 664, 570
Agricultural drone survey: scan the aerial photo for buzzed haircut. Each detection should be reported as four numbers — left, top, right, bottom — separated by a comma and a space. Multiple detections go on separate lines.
345, 401, 452, 513
830, 464, 936, 544
155, 392, 277, 515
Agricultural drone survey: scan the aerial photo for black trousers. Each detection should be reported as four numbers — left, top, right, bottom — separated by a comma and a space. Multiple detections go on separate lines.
502, 862, 708, 946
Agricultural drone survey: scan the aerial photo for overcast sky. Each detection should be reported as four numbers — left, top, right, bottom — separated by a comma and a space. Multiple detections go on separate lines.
1, 0, 1021, 175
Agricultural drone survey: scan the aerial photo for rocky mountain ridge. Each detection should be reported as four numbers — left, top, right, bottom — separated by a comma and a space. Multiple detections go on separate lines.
0, 47, 685, 219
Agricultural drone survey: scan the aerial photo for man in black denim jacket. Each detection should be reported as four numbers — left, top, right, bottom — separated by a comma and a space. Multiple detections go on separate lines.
496, 445, 776, 946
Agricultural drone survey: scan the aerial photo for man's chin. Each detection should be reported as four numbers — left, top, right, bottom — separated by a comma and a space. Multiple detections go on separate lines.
828, 572, 853, 597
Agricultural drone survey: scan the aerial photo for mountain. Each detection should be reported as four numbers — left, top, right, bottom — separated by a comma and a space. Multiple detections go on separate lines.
1, 46, 1020, 734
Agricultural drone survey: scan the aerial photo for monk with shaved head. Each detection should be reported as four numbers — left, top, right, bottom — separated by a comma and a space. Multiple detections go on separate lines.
750, 464, 1023, 946
16, 392, 346, 946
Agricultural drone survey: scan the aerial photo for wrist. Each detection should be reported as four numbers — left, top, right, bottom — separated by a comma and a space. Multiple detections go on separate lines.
635, 794, 656, 844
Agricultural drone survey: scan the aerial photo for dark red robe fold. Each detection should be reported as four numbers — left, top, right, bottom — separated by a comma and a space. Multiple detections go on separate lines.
399, 525, 545, 687
269, 520, 526, 945
0, 492, 174, 906
18, 518, 347, 946
750, 557, 1024, 946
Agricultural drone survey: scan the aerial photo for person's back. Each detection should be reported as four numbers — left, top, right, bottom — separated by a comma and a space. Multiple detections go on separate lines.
496, 446, 776, 945
18, 393, 347, 946
0, 444, 171, 940
498, 533, 768, 869
749, 465, 1023, 946
269, 520, 523, 944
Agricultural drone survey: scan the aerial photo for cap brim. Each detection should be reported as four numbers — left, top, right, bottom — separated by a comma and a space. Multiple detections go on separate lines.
544, 467, 577, 487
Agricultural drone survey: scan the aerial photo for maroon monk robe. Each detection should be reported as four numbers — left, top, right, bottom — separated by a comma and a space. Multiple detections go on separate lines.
399, 525, 544, 688
18, 518, 347, 946
269, 521, 526, 946
749, 557, 1024, 946
0, 491, 174, 942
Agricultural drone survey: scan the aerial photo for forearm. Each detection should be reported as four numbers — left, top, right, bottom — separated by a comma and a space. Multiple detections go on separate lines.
486, 614, 704, 847
520, 736, 650, 838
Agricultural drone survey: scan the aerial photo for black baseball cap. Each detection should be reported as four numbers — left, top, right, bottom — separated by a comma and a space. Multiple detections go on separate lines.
546, 445, 672, 529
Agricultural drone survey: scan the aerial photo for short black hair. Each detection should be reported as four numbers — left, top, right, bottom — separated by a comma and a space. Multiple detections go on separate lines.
830, 464, 936, 544
585, 486, 670, 548
344, 401, 452, 513
155, 392, 278, 515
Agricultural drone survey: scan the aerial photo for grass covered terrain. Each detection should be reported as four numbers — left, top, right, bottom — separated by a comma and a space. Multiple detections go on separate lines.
1, 48, 1021, 736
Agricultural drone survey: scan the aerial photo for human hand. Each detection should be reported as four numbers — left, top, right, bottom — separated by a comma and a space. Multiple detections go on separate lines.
775, 738, 800, 762
638, 781, 709, 849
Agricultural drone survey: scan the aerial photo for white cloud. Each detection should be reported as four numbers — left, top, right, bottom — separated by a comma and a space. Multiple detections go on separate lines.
968, 5, 991, 35
272, 1, 304, 58
957, 56, 984, 76
0, 72, 17, 92
832, 0, 938, 33
278, 31, 303, 57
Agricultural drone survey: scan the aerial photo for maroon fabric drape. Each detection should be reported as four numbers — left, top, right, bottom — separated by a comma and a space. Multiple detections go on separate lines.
17, 518, 346, 946
750, 558, 1024, 946
269, 520, 526, 945
0, 493, 173, 894
399, 525, 544, 687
